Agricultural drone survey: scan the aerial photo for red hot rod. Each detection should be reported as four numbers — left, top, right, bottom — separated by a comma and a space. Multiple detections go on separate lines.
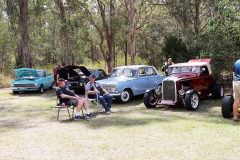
144, 59, 224, 110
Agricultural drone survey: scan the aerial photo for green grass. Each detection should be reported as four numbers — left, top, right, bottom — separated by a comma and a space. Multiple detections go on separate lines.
0, 89, 239, 159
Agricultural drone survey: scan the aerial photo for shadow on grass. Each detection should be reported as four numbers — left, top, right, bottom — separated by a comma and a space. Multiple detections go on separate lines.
10, 89, 57, 99
1, 90, 237, 132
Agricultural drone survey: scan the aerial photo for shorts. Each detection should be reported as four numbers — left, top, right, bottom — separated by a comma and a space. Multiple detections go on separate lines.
233, 81, 240, 99
66, 99, 79, 106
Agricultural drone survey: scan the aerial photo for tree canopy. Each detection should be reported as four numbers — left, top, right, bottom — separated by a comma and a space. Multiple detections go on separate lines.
0, 0, 239, 81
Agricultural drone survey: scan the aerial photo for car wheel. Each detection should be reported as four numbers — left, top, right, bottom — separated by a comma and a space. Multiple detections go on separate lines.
13, 91, 19, 94
49, 82, 54, 89
143, 91, 160, 108
221, 95, 234, 118
185, 90, 200, 110
212, 83, 224, 98
38, 85, 44, 93
118, 89, 132, 103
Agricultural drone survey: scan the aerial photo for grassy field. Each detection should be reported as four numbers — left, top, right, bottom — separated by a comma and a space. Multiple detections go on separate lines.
0, 88, 240, 160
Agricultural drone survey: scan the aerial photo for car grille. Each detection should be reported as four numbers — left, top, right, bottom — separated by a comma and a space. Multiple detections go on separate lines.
162, 80, 176, 100
14, 83, 35, 87
101, 84, 114, 92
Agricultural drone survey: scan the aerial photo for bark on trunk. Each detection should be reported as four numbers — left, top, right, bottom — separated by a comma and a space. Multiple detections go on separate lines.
129, 0, 136, 65
20, 0, 31, 68
56, 0, 68, 64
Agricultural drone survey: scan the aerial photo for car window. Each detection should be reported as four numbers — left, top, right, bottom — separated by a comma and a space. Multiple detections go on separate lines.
43, 72, 46, 77
110, 68, 124, 77
123, 68, 133, 77
99, 70, 105, 78
201, 66, 209, 75
146, 67, 157, 76
110, 68, 135, 77
37, 71, 43, 78
138, 68, 146, 77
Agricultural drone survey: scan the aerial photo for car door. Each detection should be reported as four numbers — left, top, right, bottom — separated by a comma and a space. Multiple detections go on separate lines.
146, 67, 160, 89
42, 71, 49, 88
134, 67, 150, 94
199, 66, 212, 96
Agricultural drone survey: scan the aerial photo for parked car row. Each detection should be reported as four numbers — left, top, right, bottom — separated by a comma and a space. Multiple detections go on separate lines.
11, 59, 227, 113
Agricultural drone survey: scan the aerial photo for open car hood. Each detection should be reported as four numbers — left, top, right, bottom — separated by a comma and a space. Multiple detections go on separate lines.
66, 66, 91, 77
14, 68, 40, 78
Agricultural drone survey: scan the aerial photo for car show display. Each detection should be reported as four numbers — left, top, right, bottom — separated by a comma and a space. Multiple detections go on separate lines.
143, 59, 224, 110
11, 68, 54, 94
96, 65, 166, 103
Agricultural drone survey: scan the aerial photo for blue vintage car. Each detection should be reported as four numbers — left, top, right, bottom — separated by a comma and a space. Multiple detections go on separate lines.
96, 65, 166, 103
11, 68, 54, 94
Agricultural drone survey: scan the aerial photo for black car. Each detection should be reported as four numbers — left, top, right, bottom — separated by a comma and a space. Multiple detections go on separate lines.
66, 66, 108, 93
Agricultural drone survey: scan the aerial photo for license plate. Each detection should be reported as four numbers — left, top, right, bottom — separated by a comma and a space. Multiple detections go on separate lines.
20, 87, 27, 89
161, 100, 173, 104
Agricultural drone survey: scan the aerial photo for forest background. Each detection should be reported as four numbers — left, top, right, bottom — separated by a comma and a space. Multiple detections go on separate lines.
0, 0, 239, 88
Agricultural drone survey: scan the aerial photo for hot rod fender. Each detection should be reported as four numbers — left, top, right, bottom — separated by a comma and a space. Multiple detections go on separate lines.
145, 89, 155, 93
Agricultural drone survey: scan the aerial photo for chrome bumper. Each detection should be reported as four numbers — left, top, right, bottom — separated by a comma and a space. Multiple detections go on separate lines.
11, 86, 39, 90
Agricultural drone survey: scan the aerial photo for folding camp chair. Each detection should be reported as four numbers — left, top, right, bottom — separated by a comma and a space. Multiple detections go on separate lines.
55, 97, 84, 120
84, 84, 102, 114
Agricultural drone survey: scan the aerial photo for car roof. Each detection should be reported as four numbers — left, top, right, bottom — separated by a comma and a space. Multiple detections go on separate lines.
113, 65, 151, 70
169, 62, 212, 74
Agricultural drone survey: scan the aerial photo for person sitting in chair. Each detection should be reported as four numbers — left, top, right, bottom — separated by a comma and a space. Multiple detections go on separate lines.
85, 75, 113, 114
56, 78, 95, 120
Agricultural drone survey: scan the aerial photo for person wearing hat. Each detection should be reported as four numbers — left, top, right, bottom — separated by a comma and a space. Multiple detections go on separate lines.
85, 75, 113, 114
53, 64, 61, 86
56, 78, 96, 120
161, 58, 174, 76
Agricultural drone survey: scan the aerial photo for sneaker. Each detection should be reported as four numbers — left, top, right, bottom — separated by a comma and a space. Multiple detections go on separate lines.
74, 115, 84, 120
233, 118, 240, 122
109, 109, 113, 113
105, 109, 110, 114
86, 113, 96, 119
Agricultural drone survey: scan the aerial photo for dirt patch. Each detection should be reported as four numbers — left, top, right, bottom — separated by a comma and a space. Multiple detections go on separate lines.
0, 88, 12, 94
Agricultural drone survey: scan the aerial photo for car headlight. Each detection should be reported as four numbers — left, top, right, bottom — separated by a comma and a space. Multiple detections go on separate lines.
155, 89, 162, 95
111, 86, 118, 93
34, 82, 38, 86
11, 83, 14, 87
178, 89, 185, 96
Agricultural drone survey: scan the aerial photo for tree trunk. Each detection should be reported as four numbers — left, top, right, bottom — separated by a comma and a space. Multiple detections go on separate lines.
16, 40, 24, 68
96, 0, 114, 73
129, 0, 136, 65
125, 40, 128, 65
56, 0, 68, 64
20, 0, 31, 68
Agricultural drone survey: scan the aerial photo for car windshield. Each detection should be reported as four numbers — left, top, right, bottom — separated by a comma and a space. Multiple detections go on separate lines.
169, 66, 201, 74
89, 70, 97, 76
110, 68, 136, 77
37, 71, 43, 78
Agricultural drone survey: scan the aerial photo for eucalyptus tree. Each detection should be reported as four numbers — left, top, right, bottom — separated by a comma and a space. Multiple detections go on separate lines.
0, 10, 16, 74
119, 0, 161, 65
88, 0, 118, 73
5, 0, 32, 68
